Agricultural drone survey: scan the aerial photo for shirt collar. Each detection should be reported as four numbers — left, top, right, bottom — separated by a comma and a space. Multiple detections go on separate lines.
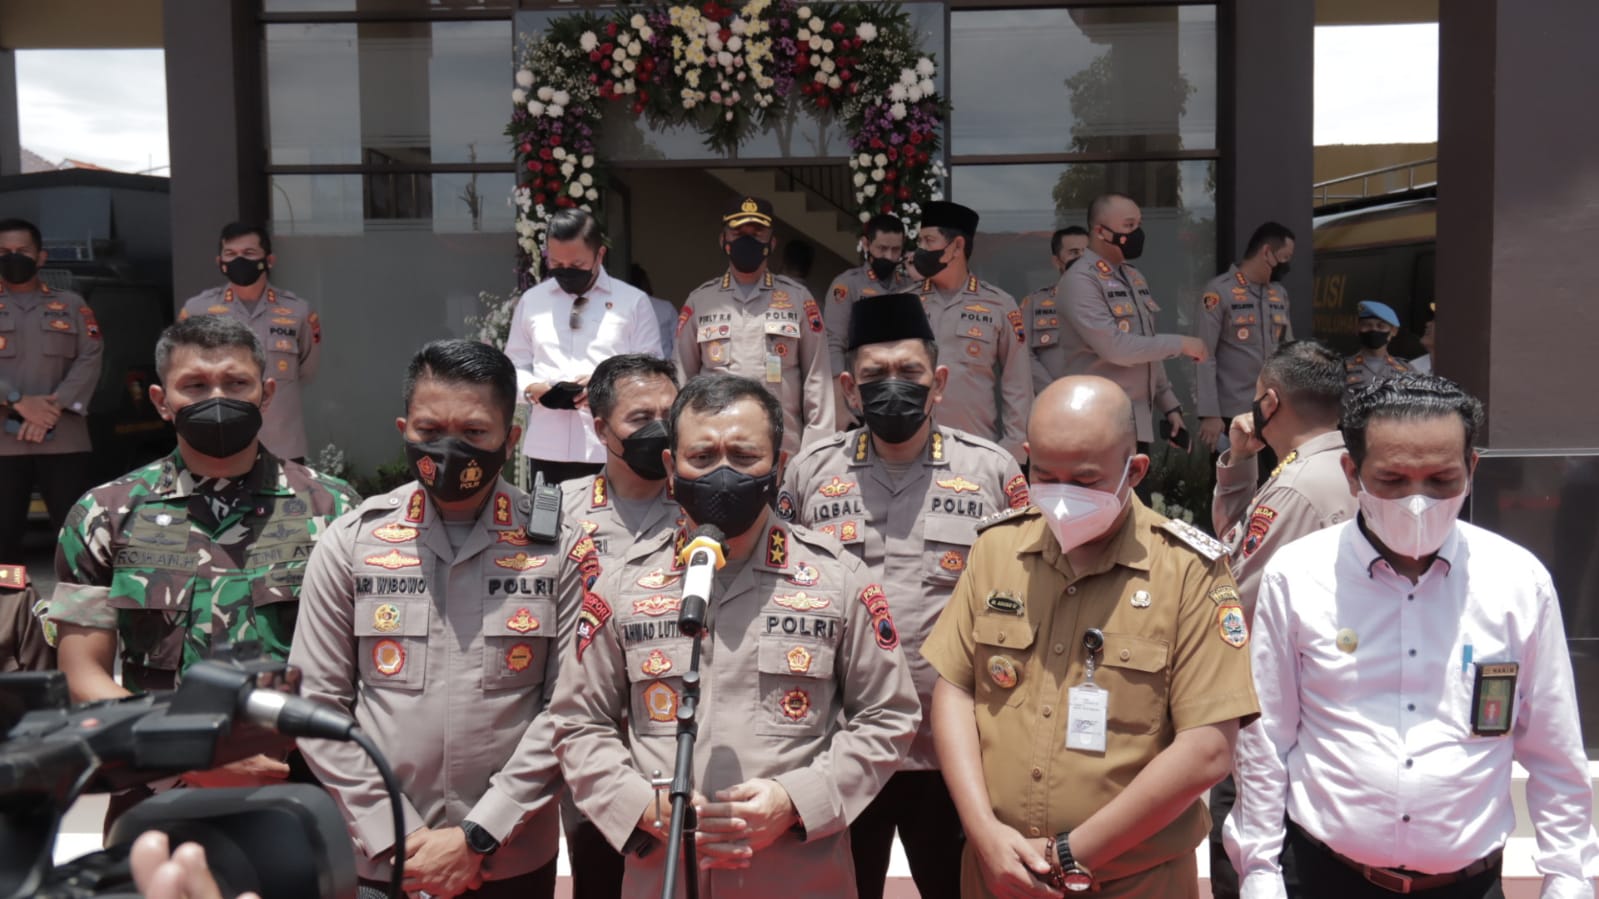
1295, 430, 1347, 458
155, 448, 285, 498
1347, 513, 1461, 578
846, 425, 950, 468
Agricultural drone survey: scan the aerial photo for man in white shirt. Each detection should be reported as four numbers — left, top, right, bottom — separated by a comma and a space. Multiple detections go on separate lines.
629, 264, 677, 360
1226, 372, 1599, 899
505, 209, 662, 485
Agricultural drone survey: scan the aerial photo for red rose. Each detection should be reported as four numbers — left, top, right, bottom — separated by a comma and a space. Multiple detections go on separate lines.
830, 21, 844, 34
605, 22, 619, 37
817, 95, 830, 108
550, 136, 561, 147
601, 43, 614, 56
899, 186, 912, 201
533, 192, 547, 205
870, 138, 884, 149
519, 142, 532, 154
539, 147, 552, 160
885, 167, 897, 181
639, 90, 650, 103
909, 132, 922, 145
886, 147, 898, 161
839, 69, 851, 81
525, 160, 538, 171
590, 50, 602, 63
881, 201, 893, 214
544, 162, 558, 175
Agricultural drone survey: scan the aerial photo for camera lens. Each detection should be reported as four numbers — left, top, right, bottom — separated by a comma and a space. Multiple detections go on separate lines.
1083, 628, 1104, 654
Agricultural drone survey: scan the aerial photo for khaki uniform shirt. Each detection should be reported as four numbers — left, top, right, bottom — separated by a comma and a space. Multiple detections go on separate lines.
1020, 282, 1069, 394
1196, 267, 1292, 419
550, 515, 920, 898
922, 499, 1260, 890
1212, 432, 1356, 619
180, 284, 321, 460
1057, 251, 1183, 444
916, 276, 1031, 463
675, 270, 834, 457
779, 425, 1027, 769
1342, 351, 1412, 397
291, 481, 589, 881
0, 563, 53, 672
0, 283, 103, 456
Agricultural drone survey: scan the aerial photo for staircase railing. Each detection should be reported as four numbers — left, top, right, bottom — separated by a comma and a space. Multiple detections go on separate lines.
1312, 157, 1437, 209
779, 164, 856, 222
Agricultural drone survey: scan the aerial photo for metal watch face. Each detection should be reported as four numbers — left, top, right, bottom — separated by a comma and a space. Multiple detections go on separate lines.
1063, 870, 1093, 892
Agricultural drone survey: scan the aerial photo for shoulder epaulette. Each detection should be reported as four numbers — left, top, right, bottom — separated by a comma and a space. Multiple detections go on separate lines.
1159, 519, 1228, 562
0, 563, 27, 590
976, 505, 1037, 533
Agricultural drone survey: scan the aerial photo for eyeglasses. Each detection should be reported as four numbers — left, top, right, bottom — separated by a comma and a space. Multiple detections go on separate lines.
570, 295, 589, 330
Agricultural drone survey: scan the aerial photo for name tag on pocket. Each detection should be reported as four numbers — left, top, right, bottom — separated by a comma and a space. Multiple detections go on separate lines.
1066, 683, 1107, 753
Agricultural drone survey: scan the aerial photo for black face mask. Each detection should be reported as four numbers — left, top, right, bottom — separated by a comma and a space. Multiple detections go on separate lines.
858, 378, 931, 445
1251, 393, 1272, 443
0, 253, 39, 285
405, 435, 508, 503
222, 257, 267, 288
1102, 226, 1146, 260
549, 265, 597, 296
868, 255, 899, 283
1359, 330, 1391, 350
726, 236, 770, 274
673, 464, 778, 537
616, 420, 670, 481
1270, 261, 1291, 282
174, 397, 263, 459
911, 247, 949, 279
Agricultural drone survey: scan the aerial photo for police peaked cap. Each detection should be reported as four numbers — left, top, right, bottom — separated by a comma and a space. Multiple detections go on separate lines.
848, 293, 935, 350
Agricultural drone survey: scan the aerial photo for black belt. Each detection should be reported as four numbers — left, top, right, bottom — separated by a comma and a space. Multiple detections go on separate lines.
1289, 819, 1501, 894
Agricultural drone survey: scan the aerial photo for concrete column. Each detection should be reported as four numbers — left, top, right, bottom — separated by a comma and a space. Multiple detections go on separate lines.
1438, 0, 1599, 448
162, 0, 266, 303
0, 50, 20, 176
1218, 0, 1315, 337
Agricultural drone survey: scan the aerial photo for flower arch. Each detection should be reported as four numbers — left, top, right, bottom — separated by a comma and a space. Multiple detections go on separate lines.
506, 1, 947, 288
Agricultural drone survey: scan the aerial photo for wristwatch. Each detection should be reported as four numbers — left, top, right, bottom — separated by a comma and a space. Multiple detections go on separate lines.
460, 820, 500, 856
1053, 832, 1094, 893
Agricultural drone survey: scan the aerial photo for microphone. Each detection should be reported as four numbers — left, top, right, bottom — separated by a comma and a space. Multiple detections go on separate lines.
676, 524, 727, 637
242, 689, 357, 742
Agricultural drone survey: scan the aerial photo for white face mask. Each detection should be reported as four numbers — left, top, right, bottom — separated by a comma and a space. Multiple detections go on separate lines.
1031, 459, 1132, 553
1357, 482, 1468, 559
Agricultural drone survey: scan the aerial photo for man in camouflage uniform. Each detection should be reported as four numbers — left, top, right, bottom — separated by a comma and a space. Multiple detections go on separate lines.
823, 213, 913, 426
179, 222, 321, 462
908, 201, 1032, 464
779, 293, 1027, 899
48, 316, 356, 792
1020, 226, 1089, 394
0, 561, 53, 672
675, 196, 835, 457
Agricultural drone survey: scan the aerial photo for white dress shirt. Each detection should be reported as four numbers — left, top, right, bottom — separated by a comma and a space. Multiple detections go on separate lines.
1226, 518, 1598, 899
503, 268, 663, 464
649, 295, 677, 360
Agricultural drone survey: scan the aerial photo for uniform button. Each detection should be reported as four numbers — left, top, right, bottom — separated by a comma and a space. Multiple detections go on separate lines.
1405, 759, 1414, 768
1030, 767, 1043, 781
1407, 594, 1415, 601
1029, 826, 1041, 837
1042, 706, 1052, 718
1407, 703, 1416, 712
1408, 649, 1416, 657
1066, 585, 1077, 595
1402, 814, 1411, 823
1053, 643, 1065, 655
1119, 649, 1131, 661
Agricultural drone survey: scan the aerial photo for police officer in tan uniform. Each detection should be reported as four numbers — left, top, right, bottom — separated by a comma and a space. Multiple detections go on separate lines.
551, 373, 919, 898
1058, 195, 1208, 449
780, 292, 1026, 899
1206, 340, 1354, 899
1342, 300, 1411, 396
292, 340, 588, 898
1196, 223, 1296, 453
0, 561, 52, 672
0, 217, 104, 564
1020, 226, 1089, 394
924, 376, 1259, 898
179, 222, 321, 462
559, 353, 684, 899
909, 202, 1031, 465
823, 214, 913, 425
675, 196, 834, 457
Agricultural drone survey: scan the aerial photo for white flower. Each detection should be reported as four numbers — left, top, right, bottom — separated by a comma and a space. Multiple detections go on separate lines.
553, 89, 570, 106
907, 86, 924, 103
857, 22, 878, 42
527, 100, 546, 116
580, 32, 598, 53
809, 17, 823, 31
547, 104, 564, 117
890, 101, 907, 120
873, 153, 887, 167
863, 184, 876, 197
917, 57, 936, 77
631, 13, 646, 29
853, 172, 867, 187
857, 152, 873, 167
639, 26, 654, 41
515, 69, 534, 88
718, 51, 734, 67
553, 147, 567, 160
613, 47, 627, 61
726, 110, 735, 121
569, 182, 585, 198
900, 68, 917, 86
582, 154, 595, 168
561, 161, 576, 176
822, 39, 834, 53
731, 17, 748, 35
889, 83, 908, 102
918, 78, 935, 97
586, 188, 599, 201
820, 57, 836, 73
624, 58, 637, 73
827, 75, 840, 89
512, 88, 527, 105
797, 5, 812, 18
728, 35, 743, 52
707, 34, 723, 52
797, 28, 811, 41
808, 35, 822, 50
813, 70, 827, 83
629, 41, 642, 57
537, 85, 554, 102
579, 172, 593, 186
859, 210, 871, 223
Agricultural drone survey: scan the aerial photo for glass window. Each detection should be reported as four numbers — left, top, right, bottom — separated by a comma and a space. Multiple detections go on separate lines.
265, 0, 512, 13
271, 173, 515, 234
950, 6, 1216, 157
266, 20, 512, 166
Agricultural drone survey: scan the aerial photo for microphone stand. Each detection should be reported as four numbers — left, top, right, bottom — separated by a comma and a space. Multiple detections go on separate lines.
659, 632, 704, 899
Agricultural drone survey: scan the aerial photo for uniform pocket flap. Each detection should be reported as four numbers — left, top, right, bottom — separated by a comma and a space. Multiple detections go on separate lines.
485, 597, 557, 638
972, 617, 1036, 650
1101, 633, 1169, 674
624, 641, 691, 680
763, 320, 801, 339
757, 636, 835, 679
923, 515, 978, 547
353, 597, 430, 637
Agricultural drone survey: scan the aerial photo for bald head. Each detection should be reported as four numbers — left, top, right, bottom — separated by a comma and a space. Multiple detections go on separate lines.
1026, 376, 1145, 490
1088, 193, 1139, 231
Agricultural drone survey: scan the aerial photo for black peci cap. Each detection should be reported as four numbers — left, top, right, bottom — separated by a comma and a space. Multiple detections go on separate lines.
848, 292, 935, 350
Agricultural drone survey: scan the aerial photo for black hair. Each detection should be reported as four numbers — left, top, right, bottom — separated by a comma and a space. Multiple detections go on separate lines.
403, 339, 518, 426
1087, 192, 1136, 230
546, 207, 605, 252
589, 353, 679, 421
782, 239, 815, 279
1244, 221, 1296, 260
629, 263, 654, 296
863, 213, 905, 241
0, 218, 43, 251
1260, 340, 1345, 426
1050, 226, 1089, 257
928, 226, 975, 260
1342, 372, 1484, 469
155, 315, 265, 381
844, 339, 940, 375
668, 374, 783, 460
218, 222, 272, 256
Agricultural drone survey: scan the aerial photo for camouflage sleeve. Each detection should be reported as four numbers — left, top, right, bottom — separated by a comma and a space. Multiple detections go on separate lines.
48, 497, 117, 630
